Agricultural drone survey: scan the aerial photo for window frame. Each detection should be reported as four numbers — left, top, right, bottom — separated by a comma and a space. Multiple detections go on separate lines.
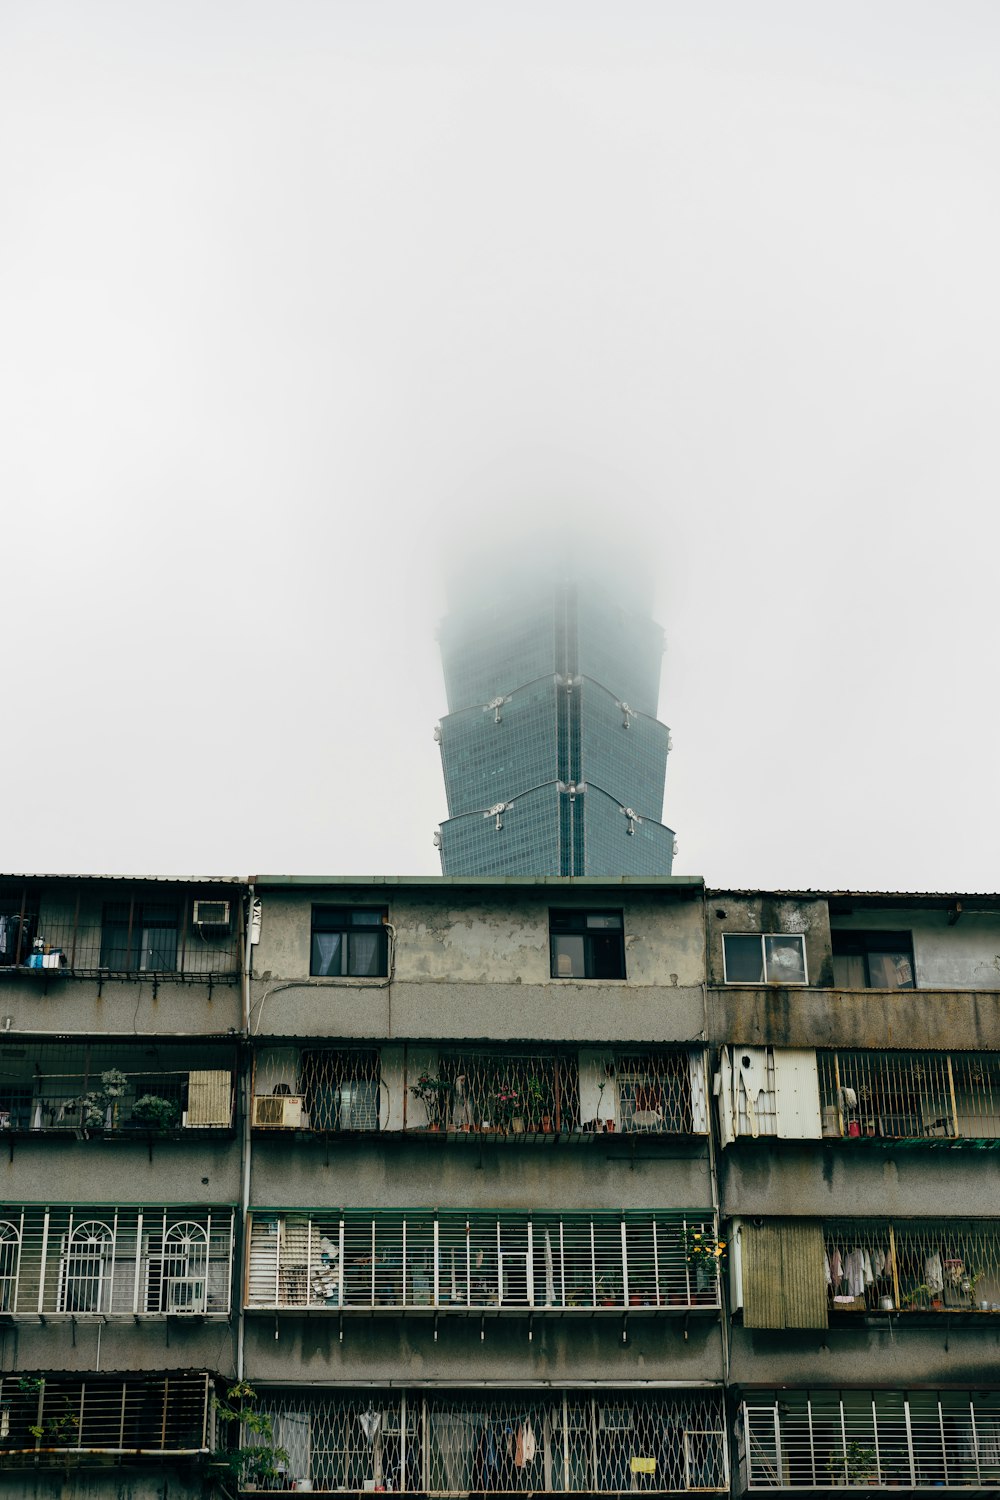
831, 930, 915, 990
721, 932, 808, 986
549, 910, 626, 981
309, 907, 389, 979
99, 900, 179, 974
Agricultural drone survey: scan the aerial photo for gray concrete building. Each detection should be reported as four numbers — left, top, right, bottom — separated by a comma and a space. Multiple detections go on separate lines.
0, 874, 998, 1495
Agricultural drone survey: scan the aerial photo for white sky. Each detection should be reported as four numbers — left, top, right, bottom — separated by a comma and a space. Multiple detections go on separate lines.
2, 2, 998, 891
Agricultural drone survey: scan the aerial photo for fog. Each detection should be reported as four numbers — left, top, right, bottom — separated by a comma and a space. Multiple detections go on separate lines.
2, 2, 998, 891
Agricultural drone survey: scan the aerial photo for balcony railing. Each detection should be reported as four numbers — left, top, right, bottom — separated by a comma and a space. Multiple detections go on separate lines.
249, 1390, 728, 1493
0, 1205, 234, 1317
743, 1390, 1000, 1490
251, 1045, 709, 1138
0, 882, 242, 979
818, 1051, 1000, 1142
0, 1371, 212, 1464
245, 1210, 720, 1314
823, 1219, 1000, 1315
0, 1041, 236, 1133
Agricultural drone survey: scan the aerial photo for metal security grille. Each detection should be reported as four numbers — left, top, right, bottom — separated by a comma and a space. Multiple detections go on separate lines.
245, 1211, 720, 1313
0, 1206, 234, 1317
253, 1391, 728, 1493
818, 1050, 1000, 1140
823, 1219, 1000, 1313
0, 1371, 211, 1463
743, 1390, 1000, 1490
0, 1040, 236, 1133
251, 1046, 708, 1137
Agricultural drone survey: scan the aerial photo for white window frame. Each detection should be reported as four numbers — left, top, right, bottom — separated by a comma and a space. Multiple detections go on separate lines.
722, 932, 808, 986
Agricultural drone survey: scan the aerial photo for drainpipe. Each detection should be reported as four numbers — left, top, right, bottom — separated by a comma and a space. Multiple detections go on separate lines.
236, 882, 257, 1382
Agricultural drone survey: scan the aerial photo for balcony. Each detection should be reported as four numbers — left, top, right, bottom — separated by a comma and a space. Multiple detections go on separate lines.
0, 1205, 234, 1318
0, 880, 242, 984
742, 1390, 1000, 1491
0, 1370, 213, 1466
823, 1218, 1000, 1317
0, 1040, 237, 1137
245, 1210, 720, 1316
247, 1389, 728, 1493
818, 1050, 1000, 1145
251, 1044, 709, 1141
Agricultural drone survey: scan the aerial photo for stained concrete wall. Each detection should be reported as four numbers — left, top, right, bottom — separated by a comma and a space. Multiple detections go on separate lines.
251, 886, 706, 1042
728, 1322, 1000, 1390
249, 1136, 715, 1214
718, 1141, 1000, 1219
707, 986, 1000, 1050
0, 975, 241, 1036
831, 907, 1000, 990
243, 1311, 724, 1386
0, 1136, 241, 1205
0, 1320, 237, 1380
705, 896, 833, 990
0, 1471, 210, 1499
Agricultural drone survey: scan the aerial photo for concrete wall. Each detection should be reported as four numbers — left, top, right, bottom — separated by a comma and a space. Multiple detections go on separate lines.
728, 1322, 1000, 1389
0, 1320, 237, 1380
718, 1141, 1000, 1219
0, 1471, 210, 1499
243, 1311, 724, 1386
705, 896, 833, 989
251, 887, 706, 1041
831, 907, 1000, 990
249, 1136, 714, 1214
0, 1136, 241, 1205
707, 986, 1000, 1049
0, 975, 241, 1036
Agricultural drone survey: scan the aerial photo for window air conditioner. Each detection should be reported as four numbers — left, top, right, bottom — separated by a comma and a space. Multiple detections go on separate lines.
252, 1095, 304, 1129
192, 899, 231, 931
166, 1277, 207, 1313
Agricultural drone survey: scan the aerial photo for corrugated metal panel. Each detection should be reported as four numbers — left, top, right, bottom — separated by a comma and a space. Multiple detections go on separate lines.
742, 1222, 785, 1330
742, 1221, 828, 1330
187, 1071, 232, 1126
780, 1221, 827, 1329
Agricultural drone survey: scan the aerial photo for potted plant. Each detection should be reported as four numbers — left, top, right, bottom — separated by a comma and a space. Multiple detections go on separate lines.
67, 1068, 130, 1133
132, 1094, 180, 1132
492, 1087, 519, 1133
825, 1441, 879, 1486
410, 1074, 450, 1130
900, 1283, 932, 1311
524, 1074, 551, 1131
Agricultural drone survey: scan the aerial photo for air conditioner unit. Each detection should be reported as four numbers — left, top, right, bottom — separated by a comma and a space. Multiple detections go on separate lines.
192, 899, 231, 931
253, 1095, 304, 1129
166, 1277, 206, 1313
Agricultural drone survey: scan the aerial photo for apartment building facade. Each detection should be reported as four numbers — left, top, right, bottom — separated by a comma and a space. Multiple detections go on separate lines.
0, 874, 997, 1496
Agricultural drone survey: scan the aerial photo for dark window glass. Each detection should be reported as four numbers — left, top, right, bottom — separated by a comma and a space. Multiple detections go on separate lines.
831, 931, 914, 990
549, 910, 625, 979
721, 934, 765, 983
310, 908, 389, 977
100, 901, 178, 972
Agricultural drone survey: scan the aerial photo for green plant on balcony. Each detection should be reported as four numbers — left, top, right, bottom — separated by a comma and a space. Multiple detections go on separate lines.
682, 1225, 727, 1269
825, 1441, 878, 1484
212, 1380, 290, 1486
410, 1073, 450, 1128
899, 1282, 933, 1310
66, 1068, 130, 1131
491, 1087, 520, 1130
131, 1094, 180, 1132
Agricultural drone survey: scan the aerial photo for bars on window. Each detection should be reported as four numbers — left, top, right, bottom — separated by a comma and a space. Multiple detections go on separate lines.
0, 1372, 212, 1460
245, 1210, 720, 1313
744, 1390, 1000, 1490
250, 1389, 729, 1493
818, 1050, 1000, 1141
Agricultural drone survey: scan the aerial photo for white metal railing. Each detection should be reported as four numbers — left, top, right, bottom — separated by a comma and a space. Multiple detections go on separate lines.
0, 1205, 234, 1317
744, 1391, 1000, 1489
249, 1390, 728, 1492
0, 1372, 212, 1463
251, 1046, 710, 1137
245, 1210, 720, 1313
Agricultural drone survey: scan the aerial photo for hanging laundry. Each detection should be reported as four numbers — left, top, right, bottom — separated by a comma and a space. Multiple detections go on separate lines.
514, 1422, 536, 1467
925, 1252, 944, 1294
843, 1248, 866, 1297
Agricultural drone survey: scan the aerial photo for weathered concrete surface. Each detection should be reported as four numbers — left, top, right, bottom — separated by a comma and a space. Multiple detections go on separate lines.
832, 907, 1000, 990
249, 1135, 715, 1213
708, 985, 1000, 1049
728, 1322, 1000, 1389
718, 1140, 1000, 1218
0, 1319, 237, 1379
706, 895, 833, 989
0, 1472, 209, 1499
0, 976, 241, 1035
243, 1310, 725, 1385
0, 1136, 241, 1205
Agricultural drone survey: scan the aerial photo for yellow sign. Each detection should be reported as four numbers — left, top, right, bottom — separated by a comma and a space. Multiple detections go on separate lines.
630, 1457, 656, 1475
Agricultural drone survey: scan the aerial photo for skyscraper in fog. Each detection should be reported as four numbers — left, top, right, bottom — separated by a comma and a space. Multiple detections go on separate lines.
435, 560, 675, 875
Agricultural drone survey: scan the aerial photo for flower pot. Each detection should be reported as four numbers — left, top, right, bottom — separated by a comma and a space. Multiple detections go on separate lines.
847, 1121, 861, 1138
512, 1117, 524, 1134
541, 1114, 552, 1133
629, 1293, 643, 1307
604, 1120, 616, 1132
427, 1123, 441, 1133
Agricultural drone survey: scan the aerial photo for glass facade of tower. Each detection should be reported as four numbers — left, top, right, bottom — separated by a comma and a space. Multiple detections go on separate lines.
436, 579, 674, 876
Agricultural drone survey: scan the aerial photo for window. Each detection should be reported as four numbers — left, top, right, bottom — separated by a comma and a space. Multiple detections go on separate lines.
831, 931, 914, 990
310, 908, 388, 978
100, 901, 178, 972
550, 911, 625, 980
722, 933, 807, 985
58, 1220, 114, 1313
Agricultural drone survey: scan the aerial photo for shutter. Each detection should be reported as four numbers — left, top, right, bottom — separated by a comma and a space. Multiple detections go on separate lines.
187, 1071, 232, 1127
742, 1220, 828, 1330
773, 1051, 822, 1139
